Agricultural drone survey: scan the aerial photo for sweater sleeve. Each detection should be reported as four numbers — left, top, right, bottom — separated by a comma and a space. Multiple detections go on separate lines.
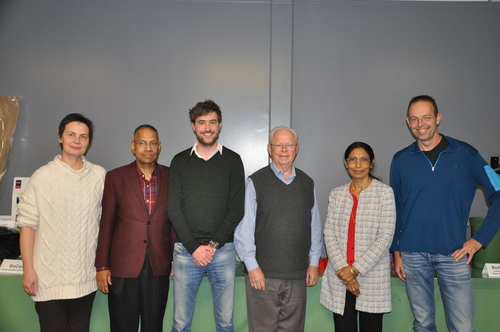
324, 188, 349, 272
353, 186, 396, 276
210, 153, 245, 247
167, 154, 199, 254
469, 153, 500, 247
389, 156, 403, 252
16, 171, 41, 230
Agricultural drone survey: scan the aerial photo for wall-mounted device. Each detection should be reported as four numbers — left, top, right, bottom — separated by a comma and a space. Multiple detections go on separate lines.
491, 156, 499, 169
492, 156, 500, 174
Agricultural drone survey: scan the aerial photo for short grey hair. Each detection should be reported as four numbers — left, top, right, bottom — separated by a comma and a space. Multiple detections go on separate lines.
269, 126, 299, 143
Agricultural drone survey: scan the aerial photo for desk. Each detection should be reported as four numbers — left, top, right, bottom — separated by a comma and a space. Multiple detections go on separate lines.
1, 275, 499, 331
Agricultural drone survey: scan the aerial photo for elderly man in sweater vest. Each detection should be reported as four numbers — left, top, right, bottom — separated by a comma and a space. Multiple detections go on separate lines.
235, 126, 323, 332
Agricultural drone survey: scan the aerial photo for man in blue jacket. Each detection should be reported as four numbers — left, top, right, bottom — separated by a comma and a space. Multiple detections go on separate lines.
390, 95, 500, 332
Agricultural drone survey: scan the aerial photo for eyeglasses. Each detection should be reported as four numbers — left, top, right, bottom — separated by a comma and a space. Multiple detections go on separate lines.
270, 143, 297, 150
135, 141, 159, 148
347, 157, 371, 164
408, 115, 434, 125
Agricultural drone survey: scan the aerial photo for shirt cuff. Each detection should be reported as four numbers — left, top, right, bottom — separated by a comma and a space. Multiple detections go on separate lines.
309, 255, 321, 267
243, 257, 259, 272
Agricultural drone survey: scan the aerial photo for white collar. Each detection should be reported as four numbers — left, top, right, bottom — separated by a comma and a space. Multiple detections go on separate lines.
190, 141, 223, 159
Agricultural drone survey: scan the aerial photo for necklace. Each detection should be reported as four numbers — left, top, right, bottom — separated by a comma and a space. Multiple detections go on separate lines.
350, 178, 373, 195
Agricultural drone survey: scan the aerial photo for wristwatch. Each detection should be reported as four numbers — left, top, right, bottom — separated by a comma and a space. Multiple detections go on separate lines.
209, 240, 220, 249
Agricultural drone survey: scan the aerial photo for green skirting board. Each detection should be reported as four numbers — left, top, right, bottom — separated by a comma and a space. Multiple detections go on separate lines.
1, 272, 498, 331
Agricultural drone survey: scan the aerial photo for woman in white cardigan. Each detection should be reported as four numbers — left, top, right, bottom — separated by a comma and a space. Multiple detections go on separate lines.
17, 113, 105, 332
320, 142, 396, 332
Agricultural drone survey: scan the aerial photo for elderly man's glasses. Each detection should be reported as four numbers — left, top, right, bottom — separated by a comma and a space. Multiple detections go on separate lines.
270, 143, 297, 150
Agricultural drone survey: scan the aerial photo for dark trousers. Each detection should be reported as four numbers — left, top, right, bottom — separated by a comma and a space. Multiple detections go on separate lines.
333, 290, 384, 332
35, 291, 96, 332
108, 254, 170, 332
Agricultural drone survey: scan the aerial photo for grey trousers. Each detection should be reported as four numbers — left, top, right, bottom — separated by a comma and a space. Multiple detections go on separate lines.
245, 274, 307, 332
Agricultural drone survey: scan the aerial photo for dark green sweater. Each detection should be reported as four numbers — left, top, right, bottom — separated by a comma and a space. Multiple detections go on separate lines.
167, 147, 245, 254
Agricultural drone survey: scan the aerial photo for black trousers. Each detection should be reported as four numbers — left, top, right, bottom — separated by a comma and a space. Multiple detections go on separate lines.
333, 290, 384, 332
108, 254, 170, 332
35, 291, 96, 332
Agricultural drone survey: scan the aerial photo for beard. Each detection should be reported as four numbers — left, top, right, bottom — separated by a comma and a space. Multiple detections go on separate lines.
196, 130, 220, 147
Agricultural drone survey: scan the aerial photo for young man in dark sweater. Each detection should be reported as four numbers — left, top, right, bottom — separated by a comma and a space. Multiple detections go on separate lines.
168, 100, 245, 332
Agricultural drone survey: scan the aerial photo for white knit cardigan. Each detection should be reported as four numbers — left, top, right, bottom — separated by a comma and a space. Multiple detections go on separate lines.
17, 155, 105, 302
320, 179, 396, 314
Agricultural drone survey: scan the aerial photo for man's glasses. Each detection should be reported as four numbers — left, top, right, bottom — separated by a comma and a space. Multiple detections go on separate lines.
135, 141, 159, 148
269, 144, 297, 150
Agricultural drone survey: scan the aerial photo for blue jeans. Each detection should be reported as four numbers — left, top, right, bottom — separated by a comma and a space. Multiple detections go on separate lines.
401, 252, 475, 332
171, 242, 236, 332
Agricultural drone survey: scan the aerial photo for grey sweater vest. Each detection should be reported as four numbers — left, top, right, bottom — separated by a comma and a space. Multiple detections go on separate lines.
250, 166, 314, 280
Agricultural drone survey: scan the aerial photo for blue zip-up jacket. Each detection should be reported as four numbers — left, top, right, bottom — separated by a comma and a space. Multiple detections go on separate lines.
390, 135, 500, 253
